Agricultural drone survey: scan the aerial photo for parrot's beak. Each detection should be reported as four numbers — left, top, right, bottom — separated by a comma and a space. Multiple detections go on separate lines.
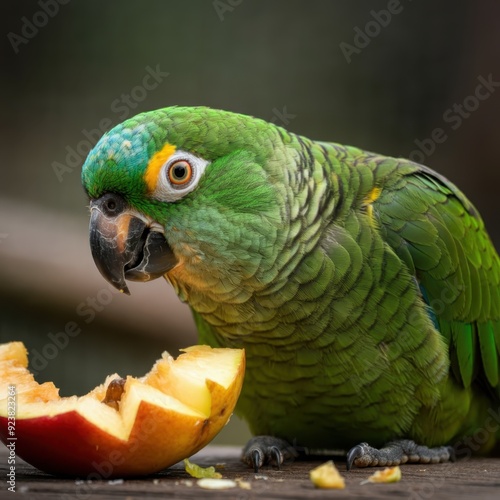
89, 193, 177, 295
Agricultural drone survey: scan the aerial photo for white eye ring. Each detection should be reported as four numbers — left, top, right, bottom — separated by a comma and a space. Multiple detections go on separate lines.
152, 150, 209, 202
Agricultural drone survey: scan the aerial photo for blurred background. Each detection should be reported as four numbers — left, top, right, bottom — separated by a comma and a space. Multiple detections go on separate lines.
1, 0, 499, 445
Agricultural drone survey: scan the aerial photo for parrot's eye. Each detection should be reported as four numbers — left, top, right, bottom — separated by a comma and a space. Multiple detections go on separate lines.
148, 150, 209, 203
168, 160, 193, 186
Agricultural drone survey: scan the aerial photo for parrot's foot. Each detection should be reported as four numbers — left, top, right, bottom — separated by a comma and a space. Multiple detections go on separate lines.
346, 439, 456, 470
241, 436, 298, 472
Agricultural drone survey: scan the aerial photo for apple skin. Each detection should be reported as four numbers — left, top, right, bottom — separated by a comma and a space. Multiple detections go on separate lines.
0, 403, 203, 477
0, 345, 245, 477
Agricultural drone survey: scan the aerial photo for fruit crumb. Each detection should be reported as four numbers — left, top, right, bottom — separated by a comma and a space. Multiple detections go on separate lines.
236, 479, 252, 490
309, 460, 345, 489
361, 466, 402, 484
101, 377, 126, 410
184, 458, 222, 479
197, 478, 237, 489
107, 479, 124, 485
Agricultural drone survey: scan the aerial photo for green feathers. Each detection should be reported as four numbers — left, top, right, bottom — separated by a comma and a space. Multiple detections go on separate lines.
478, 321, 499, 387
376, 164, 500, 396
82, 106, 500, 452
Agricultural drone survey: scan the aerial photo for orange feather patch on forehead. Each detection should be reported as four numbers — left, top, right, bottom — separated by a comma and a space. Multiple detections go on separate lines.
144, 143, 177, 192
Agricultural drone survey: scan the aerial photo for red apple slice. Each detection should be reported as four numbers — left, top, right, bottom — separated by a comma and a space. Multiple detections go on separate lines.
0, 342, 245, 477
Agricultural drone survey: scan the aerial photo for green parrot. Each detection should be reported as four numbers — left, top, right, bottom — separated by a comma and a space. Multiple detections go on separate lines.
81, 106, 500, 470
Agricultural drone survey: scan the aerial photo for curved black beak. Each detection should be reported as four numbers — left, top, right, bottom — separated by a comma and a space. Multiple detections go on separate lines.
89, 193, 178, 294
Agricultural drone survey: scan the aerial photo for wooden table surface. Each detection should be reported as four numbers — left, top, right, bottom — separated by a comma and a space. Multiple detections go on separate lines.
1, 445, 499, 499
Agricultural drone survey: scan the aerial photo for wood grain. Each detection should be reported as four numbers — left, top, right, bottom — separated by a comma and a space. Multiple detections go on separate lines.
1, 445, 500, 499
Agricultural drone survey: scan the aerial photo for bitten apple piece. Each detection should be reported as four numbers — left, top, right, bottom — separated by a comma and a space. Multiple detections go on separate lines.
0, 342, 245, 477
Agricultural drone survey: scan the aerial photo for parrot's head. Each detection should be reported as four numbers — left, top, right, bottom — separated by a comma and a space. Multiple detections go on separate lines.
81, 106, 289, 297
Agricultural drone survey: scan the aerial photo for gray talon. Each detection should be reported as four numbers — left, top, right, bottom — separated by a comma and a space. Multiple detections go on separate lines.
270, 446, 282, 469
251, 448, 262, 473
346, 440, 456, 469
346, 442, 369, 470
242, 436, 298, 471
